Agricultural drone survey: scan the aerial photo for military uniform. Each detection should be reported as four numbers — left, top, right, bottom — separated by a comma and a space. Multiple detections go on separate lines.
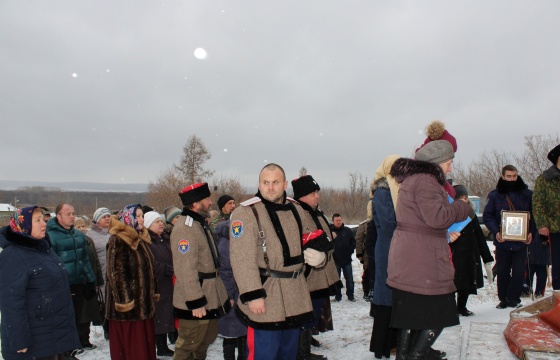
229, 194, 314, 359
171, 208, 230, 359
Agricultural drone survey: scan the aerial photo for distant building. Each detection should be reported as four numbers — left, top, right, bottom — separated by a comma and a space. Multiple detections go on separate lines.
0, 203, 16, 215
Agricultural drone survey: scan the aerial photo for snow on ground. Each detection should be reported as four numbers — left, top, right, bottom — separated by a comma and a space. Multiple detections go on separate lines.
2, 242, 553, 359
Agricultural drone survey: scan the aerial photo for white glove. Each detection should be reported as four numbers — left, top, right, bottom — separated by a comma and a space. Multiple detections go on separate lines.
484, 262, 494, 284
303, 248, 326, 267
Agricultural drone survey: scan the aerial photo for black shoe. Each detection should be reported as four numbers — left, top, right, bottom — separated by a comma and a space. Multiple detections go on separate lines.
508, 302, 522, 309
496, 301, 508, 309
82, 342, 97, 350
334, 297, 342, 302
348, 297, 356, 302
310, 336, 322, 348
458, 308, 474, 317
426, 347, 447, 360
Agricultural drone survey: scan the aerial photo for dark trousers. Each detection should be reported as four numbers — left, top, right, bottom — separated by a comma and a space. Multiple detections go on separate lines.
526, 263, 548, 296
69, 284, 86, 346
495, 248, 526, 305
303, 297, 327, 330
335, 262, 354, 299
370, 304, 397, 359
550, 233, 560, 290
247, 326, 299, 360
456, 290, 470, 311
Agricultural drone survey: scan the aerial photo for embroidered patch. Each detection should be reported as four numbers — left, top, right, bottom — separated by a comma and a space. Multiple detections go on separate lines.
178, 239, 190, 253
231, 220, 244, 238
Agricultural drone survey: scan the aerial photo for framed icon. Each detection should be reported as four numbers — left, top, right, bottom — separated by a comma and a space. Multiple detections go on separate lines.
500, 210, 530, 241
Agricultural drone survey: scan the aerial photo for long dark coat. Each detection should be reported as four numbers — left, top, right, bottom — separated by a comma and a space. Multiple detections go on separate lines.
81, 234, 104, 324
0, 226, 81, 360
148, 229, 175, 335
449, 214, 494, 292
215, 221, 247, 338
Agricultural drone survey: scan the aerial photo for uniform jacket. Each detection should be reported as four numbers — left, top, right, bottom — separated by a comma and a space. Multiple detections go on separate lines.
86, 223, 110, 284
0, 226, 81, 360
46, 218, 96, 285
330, 223, 356, 266
229, 193, 314, 330
482, 177, 535, 252
533, 165, 560, 233
148, 229, 175, 334
298, 202, 342, 299
449, 212, 494, 292
372, 178, 397, 306
215, 220, 247, 338
386, 158, 470, 296
171, 209, 230, 320
105, 217, 159, 321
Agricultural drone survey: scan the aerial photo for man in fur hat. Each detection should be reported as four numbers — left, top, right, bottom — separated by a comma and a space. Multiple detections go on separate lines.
533, 144, 560, 291
229, 164, 326, 359
483, 165, 534, 309
171, 183, 231, 359
292, 174, 342, 360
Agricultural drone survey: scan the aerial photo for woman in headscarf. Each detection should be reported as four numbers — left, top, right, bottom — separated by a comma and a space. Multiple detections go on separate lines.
369, 154, 400, 359
105, 204, 159, 360
0, 206, 81, 360
387, 140, 470, 360
144, 211, 175, 357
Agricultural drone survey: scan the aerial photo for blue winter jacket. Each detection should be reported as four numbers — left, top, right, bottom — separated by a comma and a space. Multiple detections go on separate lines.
46, 218, 96, 285
483, 177, 536, 252
372, 184, 396, 306
0, 226, 80, 360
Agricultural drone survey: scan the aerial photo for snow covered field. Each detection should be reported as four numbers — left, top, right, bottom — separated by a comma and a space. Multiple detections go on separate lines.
2, 246, 555, 360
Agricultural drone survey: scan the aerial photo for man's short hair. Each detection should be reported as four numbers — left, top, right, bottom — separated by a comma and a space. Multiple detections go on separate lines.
55, 203, 71, 215
501, 165, 518, 175
332, 213, 342, 221
260, 163, 286, 181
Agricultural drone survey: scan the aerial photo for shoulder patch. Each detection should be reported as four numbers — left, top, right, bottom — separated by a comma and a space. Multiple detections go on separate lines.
184, 216, 193, 227
240, 197, 261, 206
178, 239, 190, 253
231, 220, 244, 238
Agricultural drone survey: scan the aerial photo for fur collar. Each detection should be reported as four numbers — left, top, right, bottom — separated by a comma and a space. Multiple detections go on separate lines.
0, 226, 52, 252
496, 176, 528, 194
108, 216, 151, 250
389, 158, 446, 185
372, 177, 389, 191
543, 165, 560, 182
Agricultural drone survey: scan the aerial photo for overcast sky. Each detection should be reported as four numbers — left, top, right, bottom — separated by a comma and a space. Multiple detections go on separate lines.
1, 1, 559, 189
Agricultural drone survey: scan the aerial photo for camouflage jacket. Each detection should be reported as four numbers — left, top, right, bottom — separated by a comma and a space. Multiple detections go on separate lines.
533, 166, 560, 233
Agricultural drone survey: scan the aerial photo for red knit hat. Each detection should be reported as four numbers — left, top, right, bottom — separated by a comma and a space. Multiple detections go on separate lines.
416, 120, 457, 153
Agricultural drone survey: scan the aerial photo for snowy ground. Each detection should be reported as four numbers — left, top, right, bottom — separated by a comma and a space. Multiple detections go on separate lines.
2, 244, 555, 360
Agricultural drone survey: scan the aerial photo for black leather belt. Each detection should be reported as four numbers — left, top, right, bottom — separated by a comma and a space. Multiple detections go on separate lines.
198, 271, 218, 280
259, 267, 302, 279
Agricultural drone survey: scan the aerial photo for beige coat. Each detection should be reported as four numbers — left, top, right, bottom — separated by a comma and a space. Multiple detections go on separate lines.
229, 197, 314, 330
299, 206, 342, 297
171, 209, 230, 320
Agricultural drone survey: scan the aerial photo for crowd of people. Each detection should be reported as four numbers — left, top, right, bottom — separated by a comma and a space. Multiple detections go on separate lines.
1, 123, 559, 360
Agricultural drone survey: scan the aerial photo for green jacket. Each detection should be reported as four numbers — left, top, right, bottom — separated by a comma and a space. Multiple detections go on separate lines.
209, 212, 230, 233
533, 166, 560, 233
46, 218, 96, 285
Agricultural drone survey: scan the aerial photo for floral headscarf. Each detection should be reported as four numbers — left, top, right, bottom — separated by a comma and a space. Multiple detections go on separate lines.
10, 206, 38, 235
119, 204, 142, 230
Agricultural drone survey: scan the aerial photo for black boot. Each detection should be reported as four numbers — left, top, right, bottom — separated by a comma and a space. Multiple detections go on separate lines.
236, 336, 247, 360
297, 329, 327, 360
395, 329, 413, 360
156, 334, 174, 357
168, 330, 178, 345
407, 329, 444, 360
223, 338, 237, 360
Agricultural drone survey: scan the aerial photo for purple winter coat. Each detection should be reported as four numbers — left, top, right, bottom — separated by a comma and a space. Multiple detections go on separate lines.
387, 158, 470, 296
215, 221, 247, 338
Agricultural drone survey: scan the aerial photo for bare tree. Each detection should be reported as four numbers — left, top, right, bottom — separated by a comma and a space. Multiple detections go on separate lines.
299, 167, 308, 177
210, 176, 251, 208
514, 134, 560, 188
176, 135, 214, 183
146, 167, 185, 211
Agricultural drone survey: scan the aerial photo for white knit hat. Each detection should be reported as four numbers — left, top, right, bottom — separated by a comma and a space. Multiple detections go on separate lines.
144, 211, 161, 229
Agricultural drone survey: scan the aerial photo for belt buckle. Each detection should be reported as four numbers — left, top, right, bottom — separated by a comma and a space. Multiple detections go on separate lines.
292, 270, 299, 279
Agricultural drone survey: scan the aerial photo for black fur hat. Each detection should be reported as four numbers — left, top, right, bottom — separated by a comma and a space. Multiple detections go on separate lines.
179, 183, 211, 206
548, 144, 560, 165
291, 175, 320, 200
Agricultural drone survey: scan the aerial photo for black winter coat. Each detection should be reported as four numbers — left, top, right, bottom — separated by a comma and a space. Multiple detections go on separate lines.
449, 214, 494, 292
330, 224, 356, 266
0, 226, 81, 360
149, 229, 175, 335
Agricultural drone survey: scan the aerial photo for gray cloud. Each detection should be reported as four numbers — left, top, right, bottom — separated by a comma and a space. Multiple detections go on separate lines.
1, 1, 559, 188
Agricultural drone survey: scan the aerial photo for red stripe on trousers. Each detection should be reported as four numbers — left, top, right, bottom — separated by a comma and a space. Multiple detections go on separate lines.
247, 326, 255, 360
